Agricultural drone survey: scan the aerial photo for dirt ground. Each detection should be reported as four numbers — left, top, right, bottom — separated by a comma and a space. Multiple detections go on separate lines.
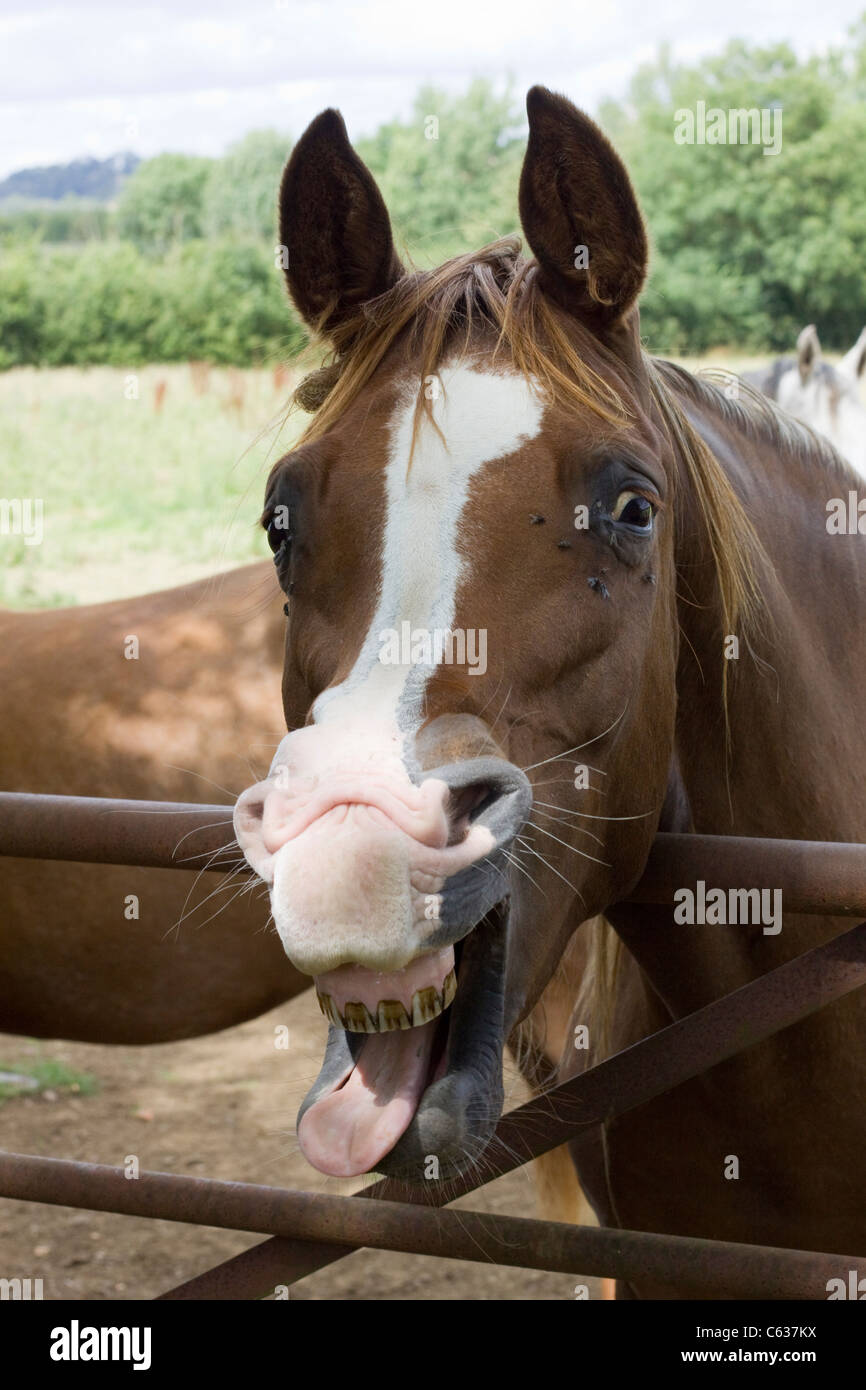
0, 987, 601, 1301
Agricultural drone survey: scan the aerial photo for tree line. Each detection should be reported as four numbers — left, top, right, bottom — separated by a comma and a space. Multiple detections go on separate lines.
1, 16, 865, 367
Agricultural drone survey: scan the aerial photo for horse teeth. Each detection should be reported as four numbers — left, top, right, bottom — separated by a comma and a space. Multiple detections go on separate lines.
343, 1001, 377, 1033
316, 991, 339, 1025
321, 971, 460, 1033
378, 1000, 411, 1031
412, 986, 443, 1027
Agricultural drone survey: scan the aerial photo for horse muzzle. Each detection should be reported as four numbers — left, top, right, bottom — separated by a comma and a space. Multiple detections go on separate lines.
233, 716, 530, 1177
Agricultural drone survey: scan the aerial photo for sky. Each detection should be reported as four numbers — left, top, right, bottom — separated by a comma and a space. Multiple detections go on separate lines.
0, 0, 864, 179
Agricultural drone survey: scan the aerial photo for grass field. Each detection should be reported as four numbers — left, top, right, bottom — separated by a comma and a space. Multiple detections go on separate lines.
0, 363, 309, 608
0, 350, 814, 609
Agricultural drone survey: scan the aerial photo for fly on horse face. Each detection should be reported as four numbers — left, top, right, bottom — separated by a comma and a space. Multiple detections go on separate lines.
745, 323, 866, 478
235, 87, 866, 1290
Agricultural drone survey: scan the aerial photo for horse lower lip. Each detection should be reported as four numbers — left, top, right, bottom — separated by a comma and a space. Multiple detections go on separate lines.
296, 908, 507, 1178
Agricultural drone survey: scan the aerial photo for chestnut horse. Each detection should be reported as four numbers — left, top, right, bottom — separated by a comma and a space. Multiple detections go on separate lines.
233, 86, 865, 1295
0, 562, 307, 1042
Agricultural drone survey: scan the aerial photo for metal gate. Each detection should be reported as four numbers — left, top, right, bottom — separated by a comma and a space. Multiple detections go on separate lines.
2, 790, 865, 1300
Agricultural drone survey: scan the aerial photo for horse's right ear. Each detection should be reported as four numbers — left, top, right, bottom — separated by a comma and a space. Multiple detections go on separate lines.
279, 109, 403, 338
797, 324, 821, 384
519, 86, 648, 331
839, 326, 866, 382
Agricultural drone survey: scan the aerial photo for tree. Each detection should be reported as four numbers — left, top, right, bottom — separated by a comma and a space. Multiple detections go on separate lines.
116, 154, 212, 253
202, 130, 292, 244
357, 80, 524, 263
598, 36, 866, 350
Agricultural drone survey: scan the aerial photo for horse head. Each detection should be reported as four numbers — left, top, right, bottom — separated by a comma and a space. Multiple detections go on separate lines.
233, 88, 754, 1180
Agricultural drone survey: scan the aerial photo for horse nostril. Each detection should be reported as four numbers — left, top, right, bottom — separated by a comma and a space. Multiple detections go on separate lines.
446, 782, 496, 845
234, 793, 265, 841
425, 757, 533, 855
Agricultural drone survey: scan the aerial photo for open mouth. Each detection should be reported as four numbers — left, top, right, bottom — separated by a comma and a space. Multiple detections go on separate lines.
297, 911, 508, 1180
243, 753, 533, 1181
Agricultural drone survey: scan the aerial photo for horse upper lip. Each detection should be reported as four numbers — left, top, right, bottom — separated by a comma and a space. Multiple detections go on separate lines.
261, 778, 450, 855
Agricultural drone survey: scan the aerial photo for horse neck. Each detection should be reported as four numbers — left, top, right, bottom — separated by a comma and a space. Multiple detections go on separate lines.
677, 385, 866, 833
609, 378, 866, 1014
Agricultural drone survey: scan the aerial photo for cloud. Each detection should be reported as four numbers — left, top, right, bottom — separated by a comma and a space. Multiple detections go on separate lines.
0, 0, 857, 177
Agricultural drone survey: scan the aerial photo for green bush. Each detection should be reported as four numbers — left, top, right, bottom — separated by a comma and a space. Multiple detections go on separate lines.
0, 200, 109, 246
601, 33, 866, 352
0, 239, 305, 366
116, 153, 212, 252
0, 243, 50, 367
3, 31, 866, 366
202, 130, 291, 243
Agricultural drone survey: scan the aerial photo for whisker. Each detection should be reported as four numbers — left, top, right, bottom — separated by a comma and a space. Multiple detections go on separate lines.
540, 807, 653, 823
530, 808, 603, 844
160, 765, 244, 799
533, 800, 650, 823
171, 820, 237, 855
515, 836, 585, 903
521, 706, 628, 772
501, 847, 548, 898
164, 864, 252, 940
526, 822, 611, 868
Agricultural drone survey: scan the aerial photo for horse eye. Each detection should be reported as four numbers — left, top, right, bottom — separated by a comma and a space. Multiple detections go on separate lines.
266, 514, 292, 555
611, 490, 655, 530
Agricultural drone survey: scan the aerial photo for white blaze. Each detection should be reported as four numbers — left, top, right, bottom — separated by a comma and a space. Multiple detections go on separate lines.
259, 362, 544, 974
312, 362, 544, 734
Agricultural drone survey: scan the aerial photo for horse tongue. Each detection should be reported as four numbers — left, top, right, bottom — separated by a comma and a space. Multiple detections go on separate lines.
297, 1022, 437, 1178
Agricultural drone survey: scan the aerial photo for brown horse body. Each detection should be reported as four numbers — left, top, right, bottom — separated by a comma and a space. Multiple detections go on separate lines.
227, 87, 865, 1293
0, 562, 305, 1042
566, 368, 866, 1289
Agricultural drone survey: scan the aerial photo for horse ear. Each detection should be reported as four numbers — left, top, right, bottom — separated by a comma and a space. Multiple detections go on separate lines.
797, 324, 821, 384
519, 86, 648, 329
279, 108, 403, 337
839, 326, 866, 382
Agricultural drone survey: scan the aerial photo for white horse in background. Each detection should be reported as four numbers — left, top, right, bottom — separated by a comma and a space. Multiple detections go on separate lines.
746, 325, 866, 479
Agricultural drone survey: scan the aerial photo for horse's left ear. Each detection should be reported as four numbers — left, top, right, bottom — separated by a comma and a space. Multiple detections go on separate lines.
519, 86, 648, 330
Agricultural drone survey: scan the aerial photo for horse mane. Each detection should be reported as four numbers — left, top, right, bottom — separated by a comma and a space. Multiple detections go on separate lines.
294, 236, 628, 439
654, 356, 853, 483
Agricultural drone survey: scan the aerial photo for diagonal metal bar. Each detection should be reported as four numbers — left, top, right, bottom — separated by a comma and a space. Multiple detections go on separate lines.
0, 1150, 859, 1301
159, 919, 866, 1298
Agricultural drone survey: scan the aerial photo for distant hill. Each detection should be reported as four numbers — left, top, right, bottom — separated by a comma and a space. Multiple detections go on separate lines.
0, 153, 140, 202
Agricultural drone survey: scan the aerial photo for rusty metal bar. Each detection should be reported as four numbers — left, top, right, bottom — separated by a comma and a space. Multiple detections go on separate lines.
0, 1150, 858, 1300
634, 832, 866, 918
3, 790, 864, 1298
2, 792, 866, 917
162, 919, 866, 1298
0, 792, 237, 870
